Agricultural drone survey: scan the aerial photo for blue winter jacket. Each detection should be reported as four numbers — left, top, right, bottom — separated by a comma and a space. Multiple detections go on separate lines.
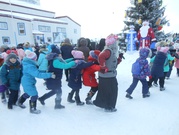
133, 48, 151, 79
37, 50, 49, 72
45, 53, 76, 90
0, 61, 22, 91
68, 60, 93, 89
150, 52, 167, 78
21, 57, 52, 96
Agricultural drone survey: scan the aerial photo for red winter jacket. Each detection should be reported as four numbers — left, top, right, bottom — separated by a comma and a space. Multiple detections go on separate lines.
82, 56, 101, 87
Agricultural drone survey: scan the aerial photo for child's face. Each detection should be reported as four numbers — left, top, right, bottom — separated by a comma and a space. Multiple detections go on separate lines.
9, 58, 17, 63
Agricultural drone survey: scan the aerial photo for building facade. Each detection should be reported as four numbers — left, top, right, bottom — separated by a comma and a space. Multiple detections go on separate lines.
0, 0, 81, 46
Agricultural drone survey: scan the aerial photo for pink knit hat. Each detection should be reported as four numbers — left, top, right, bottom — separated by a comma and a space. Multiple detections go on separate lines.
105, 34, 118, 46
157, 46, 169, 53
25, 50, 37, 60
71, 50, 84, 59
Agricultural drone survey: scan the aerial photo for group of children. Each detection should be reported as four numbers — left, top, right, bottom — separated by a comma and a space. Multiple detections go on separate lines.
1, 37, 178, 114
0, 40, 103, 114
125, 40, 179, 99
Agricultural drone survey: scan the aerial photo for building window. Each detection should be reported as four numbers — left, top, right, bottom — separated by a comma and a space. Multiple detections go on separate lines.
56, 27, 66, 38
74, 29, 77, 34
38, 25, 51, 32
53, 32, 65, 43
0, 22, 8, 30
2, 37, 10, 45
17, 23, 26, 35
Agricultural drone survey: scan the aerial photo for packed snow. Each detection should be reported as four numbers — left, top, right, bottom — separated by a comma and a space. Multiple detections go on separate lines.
1, 51, 179, 135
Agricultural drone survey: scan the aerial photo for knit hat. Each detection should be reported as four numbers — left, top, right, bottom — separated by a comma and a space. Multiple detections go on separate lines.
139, 47, 150, 58
105, 34, 118, 46
89, 50, 101, 60
25, 50, 37, 60
6, 49, 18, 56
6, 53, 18, 60
157, 46, 169, 53
71, 50, 84, 59
51, 45, 61, 54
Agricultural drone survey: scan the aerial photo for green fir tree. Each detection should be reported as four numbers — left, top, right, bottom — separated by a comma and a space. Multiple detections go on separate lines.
118, 0, 170, 51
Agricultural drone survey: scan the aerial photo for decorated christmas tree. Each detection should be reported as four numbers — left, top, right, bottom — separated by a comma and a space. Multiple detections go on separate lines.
118, 0, 170, 51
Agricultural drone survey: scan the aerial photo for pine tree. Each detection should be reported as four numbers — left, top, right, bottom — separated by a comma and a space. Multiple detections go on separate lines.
118, 0, 170, 51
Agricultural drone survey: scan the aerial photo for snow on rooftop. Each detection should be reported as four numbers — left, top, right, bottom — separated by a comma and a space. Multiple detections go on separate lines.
0, 10, 66, 24
0, 0, 54, 13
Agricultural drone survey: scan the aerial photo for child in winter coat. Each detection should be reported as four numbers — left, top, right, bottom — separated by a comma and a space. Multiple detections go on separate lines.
38, 45, 77, 109
67, 50, 94, 105
126, 47, 151, 99
37, 45, 49, 72
148, 46, 170, 91
18, 50, 55, 114
82, 50, 101, 104
0, 53, 22, 109
0, 54, 7, 103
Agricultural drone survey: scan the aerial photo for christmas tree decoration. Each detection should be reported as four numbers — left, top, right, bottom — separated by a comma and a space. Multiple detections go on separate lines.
138, 0, 142, 4
138, 18, 142, 24
158, 25, 163, 31
155, 17, 161, 25
124, 10, 127, 18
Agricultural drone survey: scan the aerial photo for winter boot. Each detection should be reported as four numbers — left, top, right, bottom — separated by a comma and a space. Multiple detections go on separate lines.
160, 87, 165, 91
67, 93, 75, 103
29, 100, 41, 114
85, 91, 95, 105
104, 107, 117, 112
54, 98, 65, 109
7, 102, 13, 109
38, 97, 45, 105
75, 96, 84, 106
18, 96, 26, 109
143, 92, 150, 98
126, 93, 133, 99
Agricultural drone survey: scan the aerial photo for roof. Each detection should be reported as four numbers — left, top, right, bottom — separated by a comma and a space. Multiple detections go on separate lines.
56, 16, 81, 26
0, 10, 67, 24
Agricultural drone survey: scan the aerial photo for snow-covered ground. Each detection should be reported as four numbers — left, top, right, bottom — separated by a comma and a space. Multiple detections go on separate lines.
1, 51, 179, 135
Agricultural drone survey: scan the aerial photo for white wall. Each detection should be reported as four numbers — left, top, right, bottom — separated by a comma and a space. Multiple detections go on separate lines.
58, 17, 81, 44
0, 17, 33, 46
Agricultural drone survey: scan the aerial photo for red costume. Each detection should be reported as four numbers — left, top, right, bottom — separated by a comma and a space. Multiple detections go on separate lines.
137, 21, 156, 48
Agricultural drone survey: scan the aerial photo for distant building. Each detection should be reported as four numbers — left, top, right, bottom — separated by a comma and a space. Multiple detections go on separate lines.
0, 0, 81, 46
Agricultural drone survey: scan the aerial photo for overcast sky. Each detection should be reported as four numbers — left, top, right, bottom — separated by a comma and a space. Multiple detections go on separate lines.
40, 0, 179, 39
